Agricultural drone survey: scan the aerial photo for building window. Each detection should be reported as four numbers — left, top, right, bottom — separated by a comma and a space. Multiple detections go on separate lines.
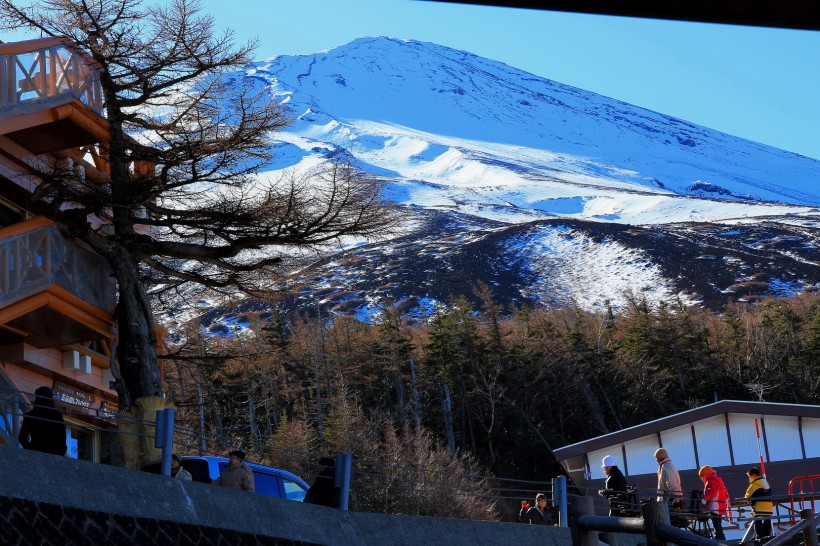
66, 424, 96, 462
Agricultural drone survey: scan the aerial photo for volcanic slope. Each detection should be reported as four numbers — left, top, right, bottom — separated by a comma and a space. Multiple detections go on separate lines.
194, 37, 820, 328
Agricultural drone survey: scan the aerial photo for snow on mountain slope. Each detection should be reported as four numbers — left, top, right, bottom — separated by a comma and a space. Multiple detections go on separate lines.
181, 37, 820, 329
248, 37, 820, 217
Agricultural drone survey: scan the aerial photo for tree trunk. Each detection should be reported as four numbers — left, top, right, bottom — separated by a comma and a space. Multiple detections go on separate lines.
110, 248, 162, 411
246, 370, 259, 446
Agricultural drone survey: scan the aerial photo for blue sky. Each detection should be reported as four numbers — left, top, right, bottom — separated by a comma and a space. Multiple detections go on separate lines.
6, 0, 820, 160
204, 0, 820, 161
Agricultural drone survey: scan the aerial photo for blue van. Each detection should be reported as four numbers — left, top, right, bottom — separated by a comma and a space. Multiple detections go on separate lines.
142, 455, 309, 501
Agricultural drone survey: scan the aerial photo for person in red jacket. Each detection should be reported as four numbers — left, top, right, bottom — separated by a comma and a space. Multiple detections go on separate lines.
699, 465, 729, 540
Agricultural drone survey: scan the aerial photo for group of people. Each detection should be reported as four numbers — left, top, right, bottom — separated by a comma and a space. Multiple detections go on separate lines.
18, 386, 776, 538
18, 385, 256, 493
597, 448, 773, 541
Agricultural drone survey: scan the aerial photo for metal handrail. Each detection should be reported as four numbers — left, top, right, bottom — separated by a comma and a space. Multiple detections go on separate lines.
789, 474, 820, 524
765, 510, 820, 546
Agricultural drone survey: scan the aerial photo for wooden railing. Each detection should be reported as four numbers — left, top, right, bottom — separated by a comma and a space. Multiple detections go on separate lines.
0, 217, 116, 313
0, 37, 102, 115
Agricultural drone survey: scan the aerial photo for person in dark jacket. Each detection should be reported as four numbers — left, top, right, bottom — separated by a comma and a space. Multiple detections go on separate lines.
18, 386, 67, 456
304, 457, 341, 508
525, 493, 555, 525
598, 455, 629, 516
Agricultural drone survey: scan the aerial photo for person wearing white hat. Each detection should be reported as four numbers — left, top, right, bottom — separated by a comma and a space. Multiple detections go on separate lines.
598, 454, 628, 516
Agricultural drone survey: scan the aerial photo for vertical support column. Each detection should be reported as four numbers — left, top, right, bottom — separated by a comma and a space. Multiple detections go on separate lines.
5, 55, 19, 106
801, 509, 819, 546
154, 408, 176, 477
553, 475, 568, 527
569, 495, 598, 546
643, 500, 671, 546
1, 55, 8, 106
48, 47, 57, 96
335, 452, 352, 511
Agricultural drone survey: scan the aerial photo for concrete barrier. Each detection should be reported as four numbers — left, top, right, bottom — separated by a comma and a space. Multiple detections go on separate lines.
0, 445, 571, 545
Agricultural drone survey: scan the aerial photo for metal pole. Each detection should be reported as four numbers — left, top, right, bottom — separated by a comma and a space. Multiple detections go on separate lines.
740, 516, 756, 543
754, 418, 767, 478
335, 452, 352, 511
801, 509, 819, 546
643, 500, 671, 546
553, 475, 568, 527
569, 495, 598, 546
155, 408, 175, 477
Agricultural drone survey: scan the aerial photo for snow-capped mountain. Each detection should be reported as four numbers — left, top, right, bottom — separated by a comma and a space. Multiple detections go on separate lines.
193, 37, 820, 330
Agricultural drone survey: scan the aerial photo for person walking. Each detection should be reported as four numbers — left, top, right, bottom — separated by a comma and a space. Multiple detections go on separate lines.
654, 448, 683, 508
18, 386, 67, 456
745, 467, 772, 539
698, 465, 729, 540
214, 450, 255, 493
598, 455, 629, 516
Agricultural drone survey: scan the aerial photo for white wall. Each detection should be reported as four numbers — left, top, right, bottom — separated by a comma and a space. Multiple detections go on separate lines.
660, 425, 697, 470
729, 414, 768, 465
803, 417, 820, 458
693, 415, 732, 467
764, 415, 803, 461
624, 434, 661, 476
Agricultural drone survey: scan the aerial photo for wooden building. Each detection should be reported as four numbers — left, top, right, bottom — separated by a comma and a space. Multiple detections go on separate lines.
553, 400, 820, 521
0, 37, 149, 462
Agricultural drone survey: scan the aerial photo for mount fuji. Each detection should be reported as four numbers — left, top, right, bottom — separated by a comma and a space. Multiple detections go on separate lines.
192, 37, 820, 331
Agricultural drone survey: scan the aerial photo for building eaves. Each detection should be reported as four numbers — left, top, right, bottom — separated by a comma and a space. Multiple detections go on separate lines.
553, 399, 820, 460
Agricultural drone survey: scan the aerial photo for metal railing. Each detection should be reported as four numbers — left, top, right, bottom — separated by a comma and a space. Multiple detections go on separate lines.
766, 509, 820, 546
0, 37, 102, 115
0, 218, 116, 313
569, 486, 820, 546
789, 474, 820, 523
5, 381, 570, 524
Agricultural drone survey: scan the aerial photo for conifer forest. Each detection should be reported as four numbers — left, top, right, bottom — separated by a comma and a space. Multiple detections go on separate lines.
165, 290, 820, 518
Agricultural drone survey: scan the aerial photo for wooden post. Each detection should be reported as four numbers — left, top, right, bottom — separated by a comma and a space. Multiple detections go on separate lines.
569, 495, 599, 546
801, 509, 819, 546
643, 500, 671, 546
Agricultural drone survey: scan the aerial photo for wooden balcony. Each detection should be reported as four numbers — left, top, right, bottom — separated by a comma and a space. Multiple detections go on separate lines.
0, 217, 117, 348
0, 37, 106, 154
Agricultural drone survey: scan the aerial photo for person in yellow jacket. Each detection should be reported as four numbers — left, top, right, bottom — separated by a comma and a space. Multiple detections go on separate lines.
744, 467, 772, 538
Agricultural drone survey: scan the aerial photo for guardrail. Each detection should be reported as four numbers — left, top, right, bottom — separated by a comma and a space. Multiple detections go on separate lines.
569, 490, 820, 546
4, 382, 568, 523
789, 474, 820, 524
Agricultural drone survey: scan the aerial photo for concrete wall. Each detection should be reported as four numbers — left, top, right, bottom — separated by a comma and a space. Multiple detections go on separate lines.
0, 445, 571, 545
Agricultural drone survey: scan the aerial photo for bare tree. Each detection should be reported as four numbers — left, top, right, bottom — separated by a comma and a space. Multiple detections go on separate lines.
0, 0, 397, 410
